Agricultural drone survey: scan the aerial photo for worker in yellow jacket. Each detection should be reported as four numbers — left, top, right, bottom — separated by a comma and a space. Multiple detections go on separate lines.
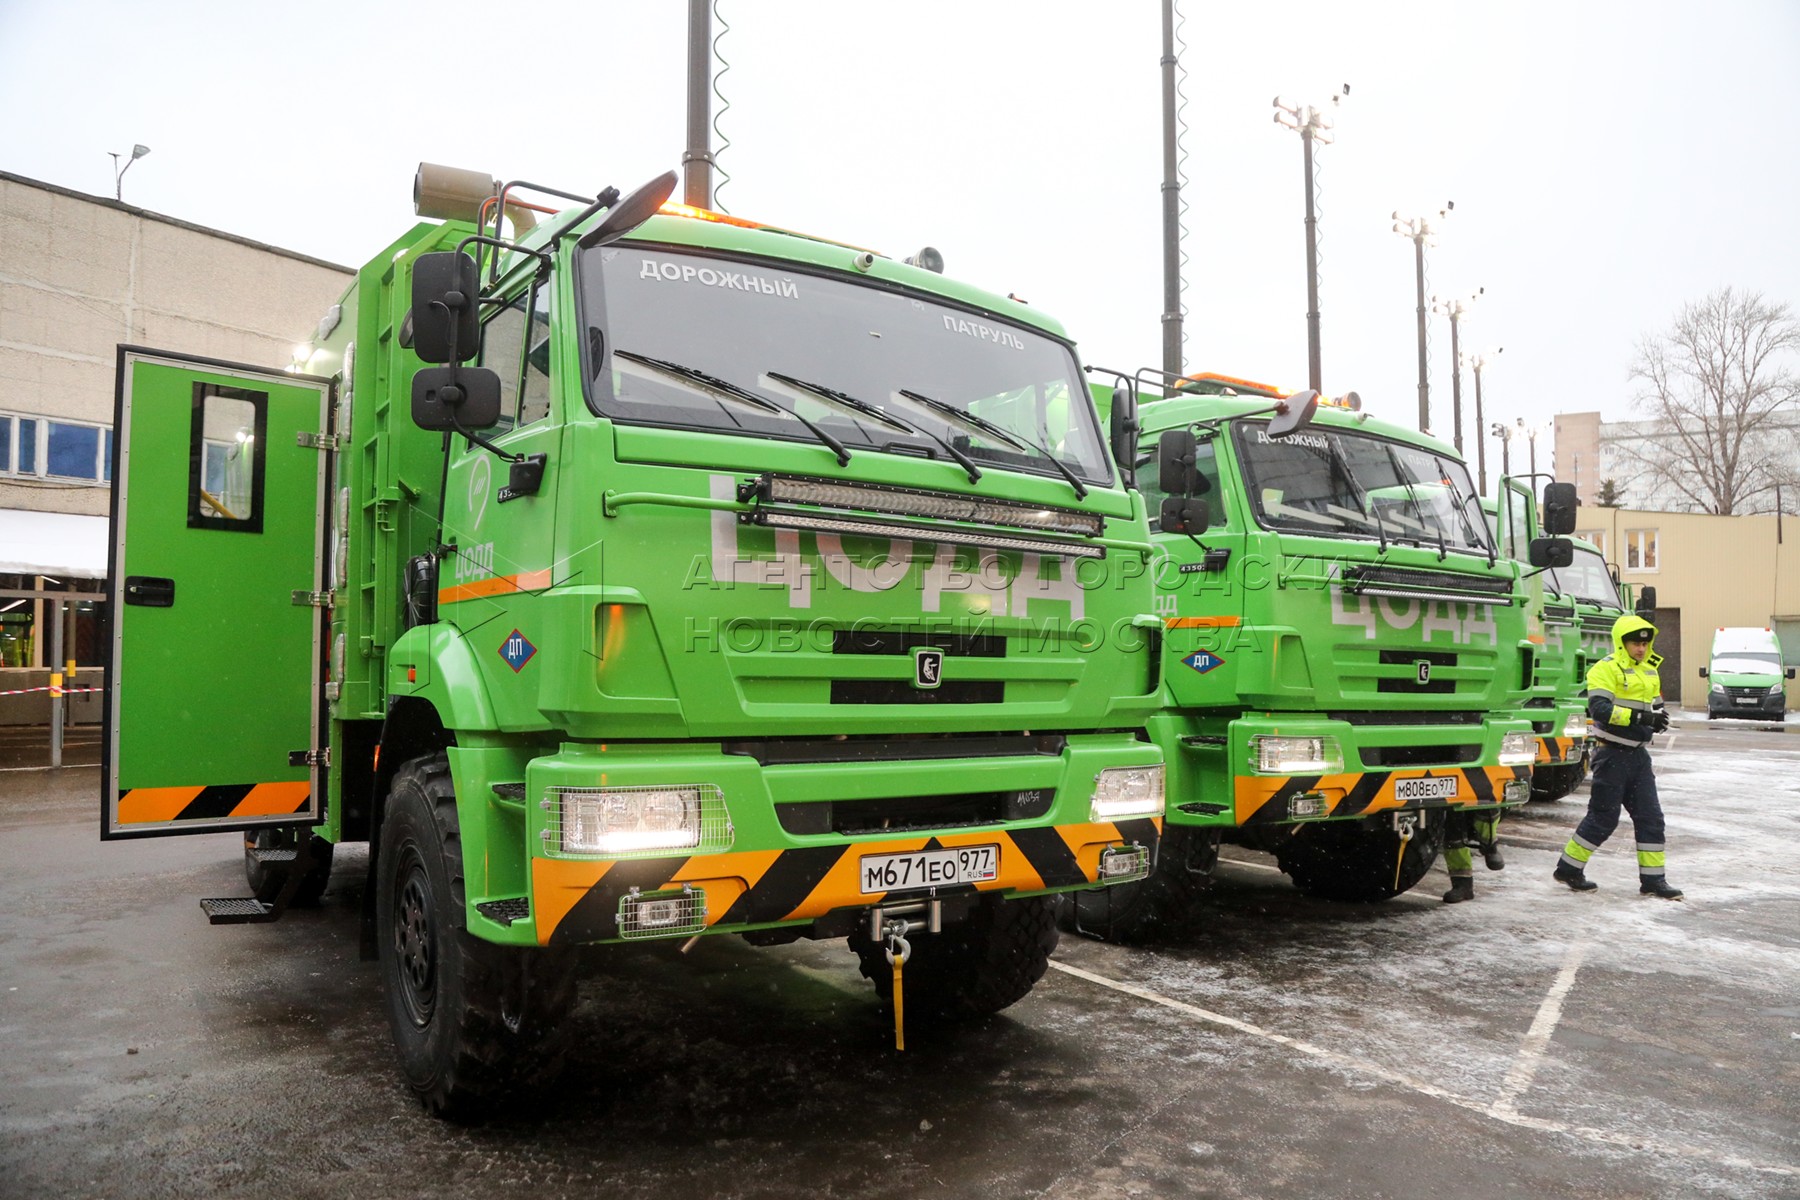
1554, 614, 1682, 899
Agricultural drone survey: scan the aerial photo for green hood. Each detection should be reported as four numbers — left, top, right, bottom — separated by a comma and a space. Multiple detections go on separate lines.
1611, 613, 1662, 666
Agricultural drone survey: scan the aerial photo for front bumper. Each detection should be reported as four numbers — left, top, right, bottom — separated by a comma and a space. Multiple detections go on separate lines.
1154, 710, 1536, 827
481, 733, 1162, 945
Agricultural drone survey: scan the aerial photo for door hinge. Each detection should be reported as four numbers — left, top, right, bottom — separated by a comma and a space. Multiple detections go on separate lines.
288, 748, 331, 768
296, 431, 341, 451
291, 589, 336, 608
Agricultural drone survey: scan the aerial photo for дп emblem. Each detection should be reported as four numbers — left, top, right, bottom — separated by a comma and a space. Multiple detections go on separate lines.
913, 647, 943, 690
500, 629, 537, 672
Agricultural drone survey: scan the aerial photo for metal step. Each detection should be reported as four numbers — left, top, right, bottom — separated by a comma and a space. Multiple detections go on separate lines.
247, 847, 298, 865
200, 897, 277, 925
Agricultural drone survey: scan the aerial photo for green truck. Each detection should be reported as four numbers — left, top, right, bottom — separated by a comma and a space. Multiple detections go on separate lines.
102, 165, 1166, 1113
1071, 373, 1574, 937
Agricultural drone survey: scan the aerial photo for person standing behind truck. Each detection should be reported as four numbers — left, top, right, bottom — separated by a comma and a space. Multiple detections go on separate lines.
1554, 616, 1683, 899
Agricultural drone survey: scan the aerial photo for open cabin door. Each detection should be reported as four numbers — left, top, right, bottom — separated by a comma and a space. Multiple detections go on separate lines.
103, 349, 332, 839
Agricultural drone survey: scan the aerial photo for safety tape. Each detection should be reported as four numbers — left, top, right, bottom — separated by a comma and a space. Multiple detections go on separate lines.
0, 685, 105, 697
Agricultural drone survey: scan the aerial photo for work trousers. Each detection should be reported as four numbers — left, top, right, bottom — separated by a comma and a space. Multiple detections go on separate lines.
1442, 809, 1500, 879
1559, 742, 1668, 877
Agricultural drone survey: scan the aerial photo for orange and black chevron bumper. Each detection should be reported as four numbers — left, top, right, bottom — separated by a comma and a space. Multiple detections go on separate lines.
115, 781, 311, 828
1536, 735, 1582, 765
1234, 765, 1530, 825
529, 817, 1161, 946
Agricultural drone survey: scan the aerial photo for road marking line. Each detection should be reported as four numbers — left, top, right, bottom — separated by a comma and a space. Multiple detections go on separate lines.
1491, 941, 1587, 1115
1047, 958, 1798, 1178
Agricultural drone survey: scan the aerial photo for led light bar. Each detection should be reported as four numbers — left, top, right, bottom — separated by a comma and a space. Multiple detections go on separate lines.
755, 474, 1104, 538
749, 508, 1105, 560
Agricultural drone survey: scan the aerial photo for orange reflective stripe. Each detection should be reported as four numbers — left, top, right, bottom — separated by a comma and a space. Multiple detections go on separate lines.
437, 568, 554, 605
117, 786, 204, 824
232, 781, 312, 818
1165, 616, 1242, 628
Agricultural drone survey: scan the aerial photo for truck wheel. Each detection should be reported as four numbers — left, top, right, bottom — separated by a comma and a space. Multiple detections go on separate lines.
1529, 762, 1583, 803
1274, 812, 1446, 902
243, 828, 334, 906
377, 753, 577, 1118
1063, 825, 1218, 943
848, 894, 1059, 1021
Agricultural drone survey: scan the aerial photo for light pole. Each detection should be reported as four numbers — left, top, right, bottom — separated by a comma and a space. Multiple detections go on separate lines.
1432, 289, 1480, 455
1492, 420, 1514, 478
1160, 0, 1184, 381
1470, 347, 1503, 495
1393, 205, 1450, 434
109, 144, 149, 202
1274, 88, 1345, 393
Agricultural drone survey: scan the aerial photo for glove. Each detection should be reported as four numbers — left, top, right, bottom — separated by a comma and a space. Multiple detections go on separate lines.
1652, 699, 1670, 734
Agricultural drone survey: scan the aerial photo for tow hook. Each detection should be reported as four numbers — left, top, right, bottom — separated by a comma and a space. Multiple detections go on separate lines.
1391, 811, 1419, 891
868, 901, 940, 1053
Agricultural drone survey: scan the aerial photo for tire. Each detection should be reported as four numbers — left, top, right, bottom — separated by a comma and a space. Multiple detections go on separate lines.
1274, 811, 1447, 902
1064, 825, 1218, 943
377, 753, 577, 1119
243, 828, 334, 906
848, 895, 1059, 1021
1529, 762, 1584, 803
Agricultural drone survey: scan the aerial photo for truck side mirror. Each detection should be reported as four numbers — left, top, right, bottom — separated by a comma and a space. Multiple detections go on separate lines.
1159, 428, 1201, 496
410, 252, 481, 364
576, 169, 679, 250
1698, 666, 1708, 678
1788, 667, 1796, 680
1267, 389, 1320, 437
1541, 481, 1578, 535
1161, 495, 1209, 535
1110, 384, 1139, 491
411, 366, 502, 431
1635, 584, 1657, 613
1527, 537, 1573, 568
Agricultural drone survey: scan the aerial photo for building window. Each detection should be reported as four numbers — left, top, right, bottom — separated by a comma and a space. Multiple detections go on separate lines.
1575, 530, 1607, 558
0, 411, 112, 484
1625, 528, 1658, 571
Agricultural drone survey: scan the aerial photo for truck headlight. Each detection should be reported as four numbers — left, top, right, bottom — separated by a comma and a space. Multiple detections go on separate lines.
551, 784, 729, 856
1253, 736, 1343, 774
1562, 713, 1587, 739
1090, 766, 1165, 820
1711, 683, 1724, 694
1773, 684, 1787, 695
1498, 731, 1537, 766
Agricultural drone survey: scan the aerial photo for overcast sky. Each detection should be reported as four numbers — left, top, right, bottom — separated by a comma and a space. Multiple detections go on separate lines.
3, 0, 1796, 484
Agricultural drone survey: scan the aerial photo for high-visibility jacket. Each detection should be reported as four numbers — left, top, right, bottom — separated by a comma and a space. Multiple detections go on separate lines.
1586, 614, 1662, 748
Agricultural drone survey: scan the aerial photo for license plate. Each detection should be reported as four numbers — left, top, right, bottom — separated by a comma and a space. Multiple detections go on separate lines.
1735, 698, 1756, 705
860, 845, 999, 893
1395, 776, 1459, 801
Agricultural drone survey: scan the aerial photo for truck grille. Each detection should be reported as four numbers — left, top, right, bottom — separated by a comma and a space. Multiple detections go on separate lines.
775, 788, 1053, 836
1361, 744, 1478, 768
1376, 649, 1456, 695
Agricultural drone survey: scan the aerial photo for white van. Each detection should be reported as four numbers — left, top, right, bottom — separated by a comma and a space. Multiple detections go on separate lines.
1700, 627, 1793, 721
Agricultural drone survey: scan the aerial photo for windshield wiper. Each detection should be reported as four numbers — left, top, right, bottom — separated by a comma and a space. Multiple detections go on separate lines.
895, 388, 1087, 499
614, 351, 851, 467
1320, 435, 1385, 553
1431, 455, 1495, 567
768, 373, 982, 485
1382, 445, 1444, 559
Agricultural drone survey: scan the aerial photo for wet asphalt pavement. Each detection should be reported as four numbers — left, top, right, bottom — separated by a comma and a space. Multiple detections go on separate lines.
1, 716, 1795, 1199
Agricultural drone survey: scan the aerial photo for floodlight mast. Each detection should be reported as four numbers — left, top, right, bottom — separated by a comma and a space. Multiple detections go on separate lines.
1273, 88, 1344, 394
683, 0, 714, 208
1432, 288, 1480, 455
1392, 205, 1450, 434
1471, 346, 1503, 494
1160, 0, 1184, 382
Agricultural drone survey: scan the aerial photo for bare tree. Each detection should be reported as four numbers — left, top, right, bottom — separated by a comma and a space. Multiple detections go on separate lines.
1625, 287, 1800, 514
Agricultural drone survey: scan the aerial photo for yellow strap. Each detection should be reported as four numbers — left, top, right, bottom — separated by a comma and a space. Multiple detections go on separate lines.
892, 956, 905, 1052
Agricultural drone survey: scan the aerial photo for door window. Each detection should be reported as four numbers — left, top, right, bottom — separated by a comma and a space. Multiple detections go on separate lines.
187, 384, 266, 532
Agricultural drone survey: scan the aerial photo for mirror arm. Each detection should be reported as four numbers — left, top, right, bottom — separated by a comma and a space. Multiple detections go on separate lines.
454, 233, 551, 279
554, 187, 624, 251
448, 405, 522, 464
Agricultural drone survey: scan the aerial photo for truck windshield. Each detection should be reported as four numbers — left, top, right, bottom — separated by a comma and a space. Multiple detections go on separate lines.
1547, 545, 1623, 607
1231, 423, 1492, 554
577, 244, 1112, 486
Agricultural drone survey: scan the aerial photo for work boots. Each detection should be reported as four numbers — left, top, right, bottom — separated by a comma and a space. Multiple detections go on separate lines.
1553, 863, 1597, 891
1442, 877, 1475, 904
1481, 841, 1505, 871
1640, 876, 1685, 900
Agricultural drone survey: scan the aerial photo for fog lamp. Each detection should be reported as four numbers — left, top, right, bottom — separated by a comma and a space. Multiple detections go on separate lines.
1561, 713, 1588, 739
1099, 843, 1151, 880
1090, 766, 1165, 821
1253, 735, 1343, 774
1503, 778, 1531, 803
1287, 791, 1329, 820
